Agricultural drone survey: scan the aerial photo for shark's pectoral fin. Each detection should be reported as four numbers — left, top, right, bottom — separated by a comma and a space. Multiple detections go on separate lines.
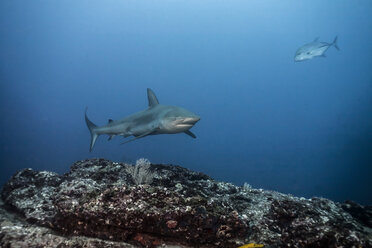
184, 130, 197, 138
120, 129, 157, 145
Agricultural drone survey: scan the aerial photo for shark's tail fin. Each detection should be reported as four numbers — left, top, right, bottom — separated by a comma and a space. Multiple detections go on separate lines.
332, 36, 340, 51
85, 108, 99, 152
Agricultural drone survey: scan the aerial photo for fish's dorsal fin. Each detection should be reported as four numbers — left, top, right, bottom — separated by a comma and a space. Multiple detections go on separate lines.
108, 119, 113, 123
313, 37, 319, 42
147, 88, 159, 108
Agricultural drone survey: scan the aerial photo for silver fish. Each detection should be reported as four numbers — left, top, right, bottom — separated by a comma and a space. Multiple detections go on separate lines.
295, 36, 340, 62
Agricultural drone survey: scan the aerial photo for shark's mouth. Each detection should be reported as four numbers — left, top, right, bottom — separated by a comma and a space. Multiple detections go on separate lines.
176, 124, 193, 128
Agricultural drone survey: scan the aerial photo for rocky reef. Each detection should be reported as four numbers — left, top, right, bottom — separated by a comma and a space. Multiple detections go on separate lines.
1, 158, 371, 248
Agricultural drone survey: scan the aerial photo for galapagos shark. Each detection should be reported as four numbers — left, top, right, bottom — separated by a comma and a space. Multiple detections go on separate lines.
85, 88, 200, 151
295, 36, 340, 62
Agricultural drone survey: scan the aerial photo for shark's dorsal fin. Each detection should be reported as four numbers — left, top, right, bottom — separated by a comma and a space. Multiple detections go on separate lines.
147, 88, 159, 108
108, 119, 113, 123
313, 37, 319, 42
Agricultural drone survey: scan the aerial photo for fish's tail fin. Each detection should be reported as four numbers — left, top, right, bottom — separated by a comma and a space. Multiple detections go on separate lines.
85, 108, 99, 152
332, 36, 340, 51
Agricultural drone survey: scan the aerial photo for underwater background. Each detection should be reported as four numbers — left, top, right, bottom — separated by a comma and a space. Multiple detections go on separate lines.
0, 1, 371, 205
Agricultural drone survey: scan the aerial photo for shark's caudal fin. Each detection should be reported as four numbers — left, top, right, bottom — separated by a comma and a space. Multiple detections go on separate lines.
85, 108, 99, 152
147, 88, 159, 107
332, 36, 340, 51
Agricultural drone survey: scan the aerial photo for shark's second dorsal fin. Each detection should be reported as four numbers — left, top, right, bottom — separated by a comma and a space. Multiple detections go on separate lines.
313, 37, 319, 42
108, 119, 113, 123
147, 88, 159, 107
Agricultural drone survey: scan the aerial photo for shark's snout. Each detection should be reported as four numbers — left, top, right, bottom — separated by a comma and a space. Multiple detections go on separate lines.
180, 115, 200, 124
184, 116, 200, 124
175, 116, 200, 128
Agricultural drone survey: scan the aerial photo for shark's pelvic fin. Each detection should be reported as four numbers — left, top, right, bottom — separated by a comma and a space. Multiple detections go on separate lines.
85, 108, 99, 152
147, 88, 159, 107
184, 130, 197, 138
120, 129, 155, 145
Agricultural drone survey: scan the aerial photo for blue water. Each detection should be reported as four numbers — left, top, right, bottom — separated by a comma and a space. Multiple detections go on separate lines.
1, 1, 371, 205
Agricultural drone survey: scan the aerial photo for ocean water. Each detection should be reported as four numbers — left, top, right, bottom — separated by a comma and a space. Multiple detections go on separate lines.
0, 1, 371, 205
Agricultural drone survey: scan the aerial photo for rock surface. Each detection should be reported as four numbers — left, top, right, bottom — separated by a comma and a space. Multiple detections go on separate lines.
1, 158, 371, 247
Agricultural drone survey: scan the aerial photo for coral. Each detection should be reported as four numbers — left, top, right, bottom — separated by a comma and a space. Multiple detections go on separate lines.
1, 158, 371, 248
130, 158, 153, 185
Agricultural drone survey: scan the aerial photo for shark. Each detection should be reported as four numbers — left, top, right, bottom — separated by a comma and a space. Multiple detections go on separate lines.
294, 36, 340, 62
85, 88, 200, 151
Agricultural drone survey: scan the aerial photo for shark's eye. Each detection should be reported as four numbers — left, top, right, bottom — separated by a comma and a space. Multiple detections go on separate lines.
307, 52, 311, 55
